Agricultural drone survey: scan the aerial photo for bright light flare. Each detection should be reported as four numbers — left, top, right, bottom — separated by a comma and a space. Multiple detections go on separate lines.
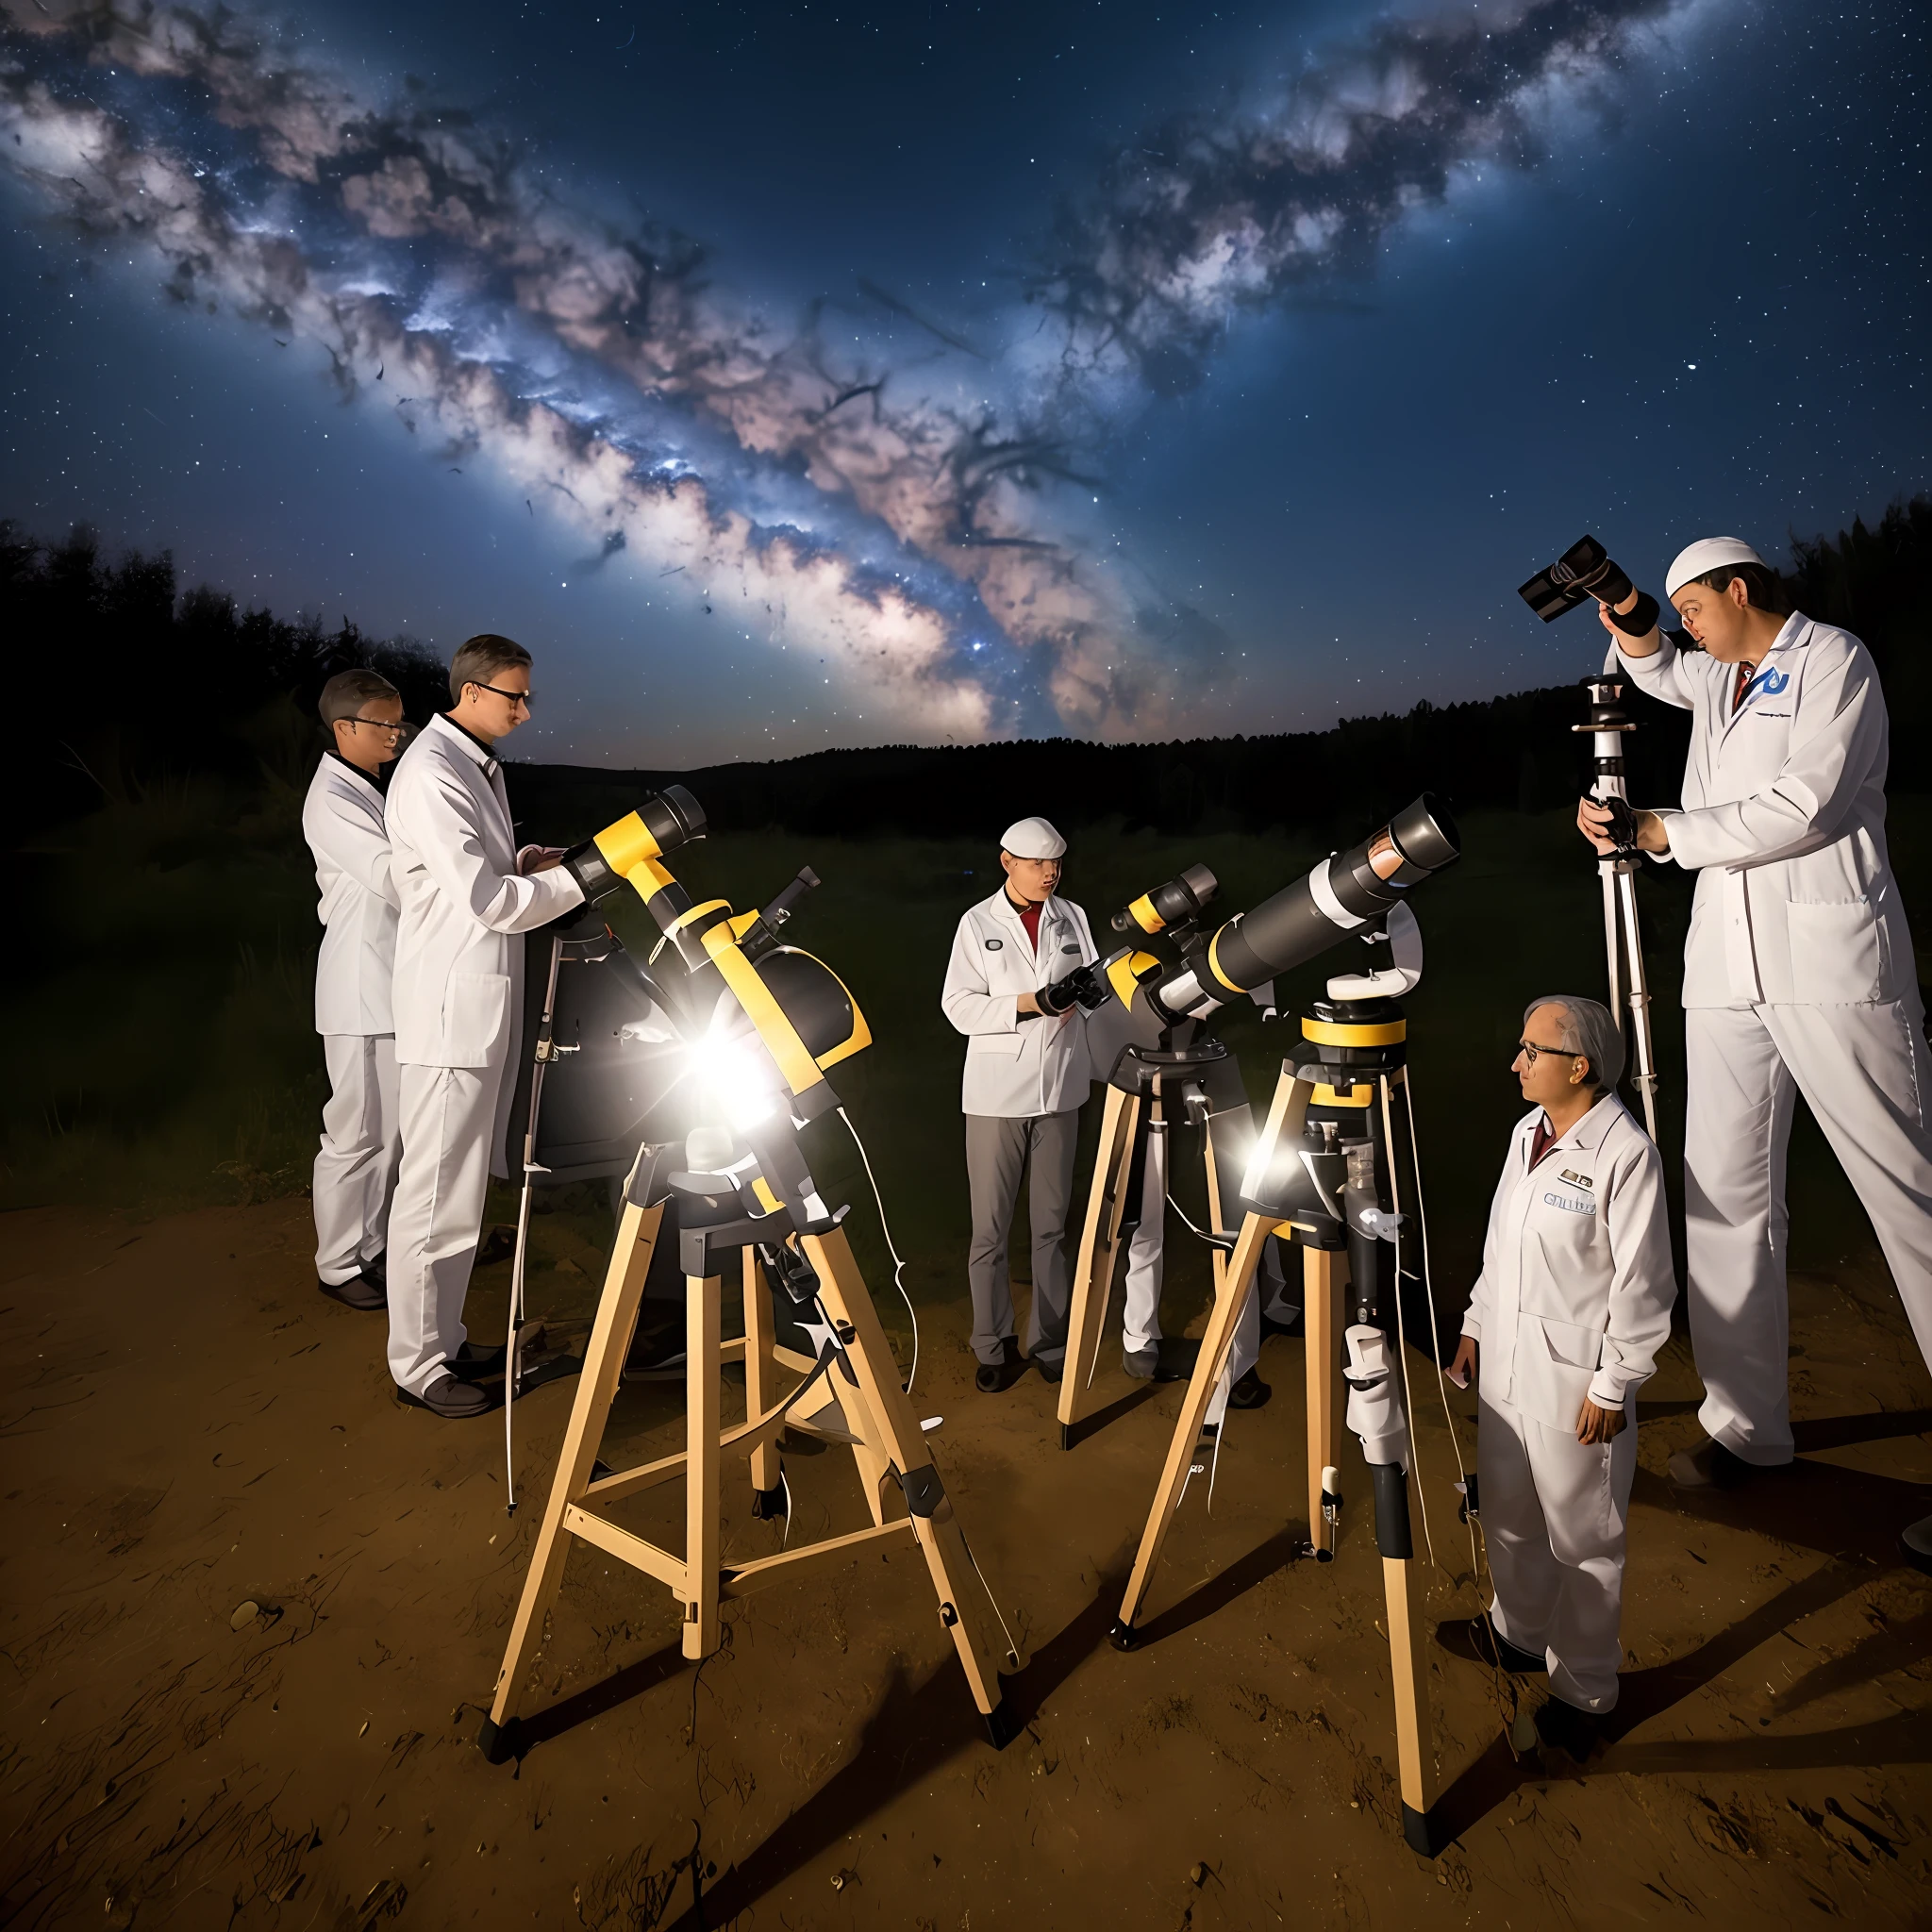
685, 1025, 780, 1131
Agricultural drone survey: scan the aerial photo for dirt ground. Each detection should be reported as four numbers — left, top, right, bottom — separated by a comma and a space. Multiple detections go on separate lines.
3, 1200, 1930, 1931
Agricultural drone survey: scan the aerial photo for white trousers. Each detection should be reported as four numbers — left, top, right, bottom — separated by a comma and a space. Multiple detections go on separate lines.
1480, 1391, 1636, 1712
313, 1034, 400, 1287
1685, 1001, 1932, 1464
385, 1059, 509, 1396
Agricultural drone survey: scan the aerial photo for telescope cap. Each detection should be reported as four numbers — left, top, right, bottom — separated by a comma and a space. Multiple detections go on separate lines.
1665, 537, 1766, 599
1001, 816, 1067, 860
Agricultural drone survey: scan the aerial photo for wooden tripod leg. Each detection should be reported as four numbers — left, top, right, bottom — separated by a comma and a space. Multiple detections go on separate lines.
1113, 1214, 1272, 1639
683, 1267, 723, 1660
1383, 1530, 1441, 1855
802, 1226, 1012, 1734
1058, 1088, 1141, 1441
1304, 1244, 1343, 1557
741, 1250, 781, 1507
482, 1199, 663, 1759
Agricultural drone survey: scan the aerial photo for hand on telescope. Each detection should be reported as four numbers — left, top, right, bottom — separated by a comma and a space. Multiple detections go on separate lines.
1575, 1397, 1627, 1446
517, 843, 568, 874
1596, 591, 1661, 657
1576, 799, 1670, 858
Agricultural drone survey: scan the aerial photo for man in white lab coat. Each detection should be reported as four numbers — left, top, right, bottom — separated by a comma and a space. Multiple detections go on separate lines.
1447, 997, 1676, 1759
383, 635, 586, 1419
941, 818, 1097, 1393
1580, 537, 1932, 1573
303, 670, 408, 1312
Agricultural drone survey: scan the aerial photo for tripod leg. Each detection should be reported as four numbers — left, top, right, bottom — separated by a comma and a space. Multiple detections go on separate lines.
1600, 862, 1624, 1036
1058, 1088, 1141, 1444
1113, 1214, 1272, 1641
481, 1198, 663, 1761
683, 1267, 723, 1660
742, 1250, 783, 1514
1374, 1468, 1442, 1856
1304, 1243, 1343, 1558
802, 1226, 1014, 1737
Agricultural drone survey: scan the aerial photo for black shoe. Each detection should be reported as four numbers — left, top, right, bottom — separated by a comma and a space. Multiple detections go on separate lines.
396, 1373, 492, 1419
976, 1342, 1024, 1395
446, 1341, 508, 1382
1901, 1513, 1932, 1575
1534, 1695, 1605, 1762
1033, 1355, 1063, 1386
319, 1272, 386, 1312
362, 1251, 387, 1285
1436, 1617, 1547, 1674
475, 1226, 517, 1269
1228, 1368, 1272, 1410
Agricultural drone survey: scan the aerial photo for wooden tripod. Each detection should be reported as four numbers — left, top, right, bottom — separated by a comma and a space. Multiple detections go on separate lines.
1106, 1058, 1446, 1857
479, 1149, 1017, 1761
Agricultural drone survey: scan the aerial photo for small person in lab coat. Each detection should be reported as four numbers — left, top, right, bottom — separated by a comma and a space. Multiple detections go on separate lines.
1446, 997, 1676, 1761
941, 818, 1097, 1393
383, 636, 586, 1419
1579, 538, 1932, 1573
303, 670, 408, 1311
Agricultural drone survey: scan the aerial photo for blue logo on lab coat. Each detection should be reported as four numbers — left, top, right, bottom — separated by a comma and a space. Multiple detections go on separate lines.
1745, 665, 1790, 705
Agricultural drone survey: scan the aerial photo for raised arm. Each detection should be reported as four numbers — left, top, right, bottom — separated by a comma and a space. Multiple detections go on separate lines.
405, 764, 584, 933
1663, 638, 1884, 871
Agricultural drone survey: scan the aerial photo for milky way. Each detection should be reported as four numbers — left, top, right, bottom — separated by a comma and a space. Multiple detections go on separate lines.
0, 0, 1708, 736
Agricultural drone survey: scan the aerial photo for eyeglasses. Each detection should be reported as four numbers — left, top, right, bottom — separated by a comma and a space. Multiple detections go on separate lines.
472, 681, 534, 709
1516, 1039, 1576, 1066
347, 717, 412, 737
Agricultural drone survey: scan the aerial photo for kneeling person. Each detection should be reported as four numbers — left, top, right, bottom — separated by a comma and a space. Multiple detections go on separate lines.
304, 670, 408, 1311
1447, 997, 1676, 1757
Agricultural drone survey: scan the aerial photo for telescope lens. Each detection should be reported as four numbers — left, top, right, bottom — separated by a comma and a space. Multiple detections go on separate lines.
642, 783, 707, 855
1388, 793, 1459, 874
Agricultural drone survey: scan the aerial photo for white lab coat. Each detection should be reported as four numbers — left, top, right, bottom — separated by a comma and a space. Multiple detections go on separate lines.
1462, 1096, 1676, 1715
1615, 613, 1932, 1465
302, 755, 399, 1036
384, 714, 585, 1071
1461, 1097, 1676, 1430
941, 890, 1097, 1117
1615, 613, 1918, 1010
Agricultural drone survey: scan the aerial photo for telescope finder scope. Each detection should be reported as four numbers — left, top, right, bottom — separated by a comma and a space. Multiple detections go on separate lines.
564, 783, 708, 903
1114, 863, 1218, 936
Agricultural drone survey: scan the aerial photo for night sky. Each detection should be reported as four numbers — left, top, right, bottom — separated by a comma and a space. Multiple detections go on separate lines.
2, 0, 1924, 766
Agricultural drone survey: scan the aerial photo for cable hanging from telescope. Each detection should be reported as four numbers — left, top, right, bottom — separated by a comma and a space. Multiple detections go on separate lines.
839, 1107, 920, 1395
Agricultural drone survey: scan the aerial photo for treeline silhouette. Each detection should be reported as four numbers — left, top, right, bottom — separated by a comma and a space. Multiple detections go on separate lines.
7, 498, 1927, 843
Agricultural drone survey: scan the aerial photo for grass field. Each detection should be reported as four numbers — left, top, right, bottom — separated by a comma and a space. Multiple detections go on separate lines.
8, 785, 1930, 1350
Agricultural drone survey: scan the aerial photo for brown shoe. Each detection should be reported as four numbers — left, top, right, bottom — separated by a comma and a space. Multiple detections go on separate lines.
397, 1374, 491, 1419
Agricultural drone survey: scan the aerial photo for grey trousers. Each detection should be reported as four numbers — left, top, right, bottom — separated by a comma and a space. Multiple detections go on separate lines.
964, 1108, 1080, 1366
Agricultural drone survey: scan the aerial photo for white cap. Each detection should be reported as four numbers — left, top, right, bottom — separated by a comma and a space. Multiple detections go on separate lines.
1665, 536, 1766, 599
1000, 815, 1067, 859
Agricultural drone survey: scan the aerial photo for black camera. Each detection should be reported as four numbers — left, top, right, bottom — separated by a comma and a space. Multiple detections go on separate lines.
1519, 536, 1657, 636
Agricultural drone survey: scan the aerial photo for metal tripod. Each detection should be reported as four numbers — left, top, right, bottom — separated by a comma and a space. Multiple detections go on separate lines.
1576, 675, 1660, 1139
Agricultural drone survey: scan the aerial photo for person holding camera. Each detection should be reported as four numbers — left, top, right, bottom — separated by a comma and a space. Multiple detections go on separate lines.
1445, 997, 1676, 1759
382, 635, 586, 1419
304, 669, 408, 1313
1579, 537, 1932, 1572
941, 818, 1098, 1392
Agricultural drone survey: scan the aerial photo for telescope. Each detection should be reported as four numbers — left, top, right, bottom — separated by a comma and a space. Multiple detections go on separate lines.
1097, 793, 1460, 1043
485, 786, 1021, 1768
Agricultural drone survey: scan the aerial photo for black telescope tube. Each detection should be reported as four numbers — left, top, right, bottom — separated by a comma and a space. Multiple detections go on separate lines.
1199, 793, 1459, 995
563, 784, 709, 903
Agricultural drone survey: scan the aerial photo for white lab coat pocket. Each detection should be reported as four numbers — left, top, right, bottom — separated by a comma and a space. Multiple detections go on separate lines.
1513, 1314, 1601, 1430
1787, 901, 1882, 1004
968, 1033, 1024, 1057
442, 971, 511, 1067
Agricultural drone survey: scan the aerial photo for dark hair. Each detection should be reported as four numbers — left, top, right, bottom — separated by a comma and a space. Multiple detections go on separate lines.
1690, 562, 1790, 617
449, 633, 532, 704
319, 667, 401, 726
